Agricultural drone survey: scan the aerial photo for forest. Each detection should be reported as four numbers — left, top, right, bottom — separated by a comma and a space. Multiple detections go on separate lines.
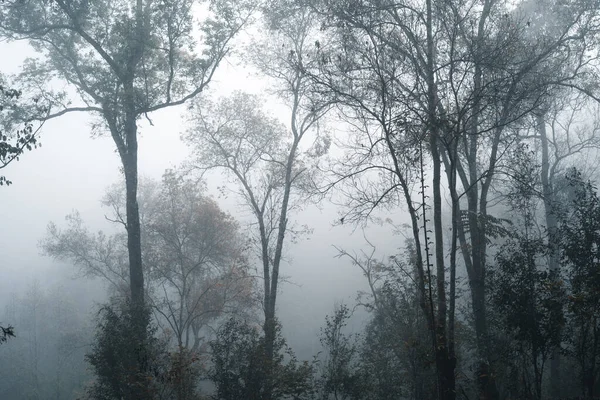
1, 0, 600, 399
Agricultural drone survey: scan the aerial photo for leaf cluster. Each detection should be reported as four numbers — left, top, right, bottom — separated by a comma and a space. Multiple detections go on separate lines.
0, 81, 45, 185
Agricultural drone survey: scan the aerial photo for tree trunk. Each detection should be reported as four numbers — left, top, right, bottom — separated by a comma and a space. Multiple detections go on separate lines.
430, 132, 456, 400
444, 136, 460, 399
112, 80, 148, 396
261, 139, 299, 400
537, 112, 562, 397
425, 0, 455, 393
461, 1, 499, 396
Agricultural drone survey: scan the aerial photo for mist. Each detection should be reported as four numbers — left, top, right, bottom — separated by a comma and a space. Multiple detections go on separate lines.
1, 1, 600, 399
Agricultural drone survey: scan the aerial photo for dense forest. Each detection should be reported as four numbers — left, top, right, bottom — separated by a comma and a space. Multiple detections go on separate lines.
1, 0, 600, 399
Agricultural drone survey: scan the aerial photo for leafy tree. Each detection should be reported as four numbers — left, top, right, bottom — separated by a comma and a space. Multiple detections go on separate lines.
147, 174, 254, 350
489, 237, 565, 400
188, 6, 331, 396
86, 299, 166, 400
529, 95, 600, 395
0, 1, 253, 390
559, 170, 600, 398
209, 318, 315, 400
336, 241, 437, 399
43, 171, 254, 354
317, 304, 365, 400
186, 69, 327, 398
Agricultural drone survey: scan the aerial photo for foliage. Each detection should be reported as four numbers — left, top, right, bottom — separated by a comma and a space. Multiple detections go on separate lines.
559, 169, 600, 397
317, 304, 365, 400
0, 0, 253, 119
0, 79, 45, 186
85, 299, 164, 400
139, 171, 255, 350
489, 236, 565, 399
334, 244, 437, 399
43, 171, 255, 350
209, 318, 315, 400
157, 347, 205, 400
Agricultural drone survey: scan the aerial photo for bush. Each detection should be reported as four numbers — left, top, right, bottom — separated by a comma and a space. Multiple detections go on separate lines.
85, 300, 164, 400
209, 318, 314, 400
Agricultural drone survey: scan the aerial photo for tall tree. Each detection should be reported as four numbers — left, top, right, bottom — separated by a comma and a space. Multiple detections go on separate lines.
559, 170, 600, 398
0, 1, 252, 394
186, 90, 320, 398
187, 7, 329, 397
524, 92, 600, 394
252, 8, 332, 396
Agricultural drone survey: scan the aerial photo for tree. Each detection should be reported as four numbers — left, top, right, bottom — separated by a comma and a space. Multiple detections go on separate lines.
517, 92, 600, 394
336, 240, 438, 399
145, 172, 254, 351
186, 4, 331, 385
559, 170, 600, 398
317, 304, 365, 400
0, 1, 253, 393
43, 171, 254, 358
209, 317, 315, 400
489, 237, 565, 400
186, 90, 310, 398
85, 299, 165, 400
247, 8, 332, 396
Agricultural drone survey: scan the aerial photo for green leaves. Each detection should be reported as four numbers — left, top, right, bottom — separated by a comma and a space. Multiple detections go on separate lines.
0, 79, 44, 186
86, 300, 165, 400
209, 318, 315, 400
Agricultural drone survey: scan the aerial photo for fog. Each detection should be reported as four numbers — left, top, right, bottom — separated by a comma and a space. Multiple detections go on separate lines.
0, 40, 402, 361
3, 1, 600, 399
